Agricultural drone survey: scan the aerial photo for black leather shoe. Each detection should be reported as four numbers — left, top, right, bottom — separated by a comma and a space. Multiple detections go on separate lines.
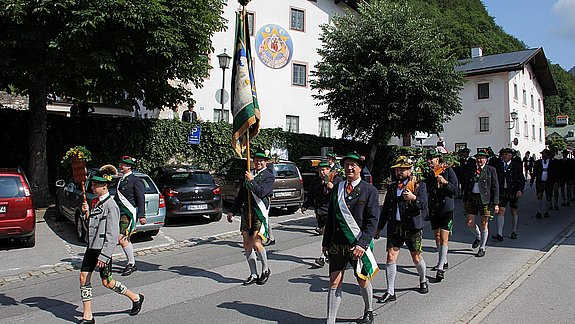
554, 205, 559, 211
472, 238, 481, 249
567, 202, 571, 206
431, 262, 448, 271
418, 281, 429, 294
475, 249, 486, 257
511, 232, 518, 239
242, 275, 259, 286
121, 264, 137, 276
264, 239, 276, 246
544, 212, 550, 218
561, 202, 567, 207
358, 310, 374, 324
536, 212, 542, 219
257, 269, 271, 285
129, 294, 144, 316
492, 234, 504, 241
436, 270, 445, 281
78, 319, 95, 324
378, 293, 396, 303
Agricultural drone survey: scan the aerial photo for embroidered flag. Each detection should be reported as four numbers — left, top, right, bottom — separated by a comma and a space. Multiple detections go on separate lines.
333, 182, 379, 280
231, 10, 260, 157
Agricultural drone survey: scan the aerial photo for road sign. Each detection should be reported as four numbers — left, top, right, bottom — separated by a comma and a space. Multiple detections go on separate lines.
215, 89, 229, 104
187, 127, 201, 145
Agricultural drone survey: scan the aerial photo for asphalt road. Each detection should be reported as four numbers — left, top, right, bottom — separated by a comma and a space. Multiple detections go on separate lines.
1, 186, 575, 323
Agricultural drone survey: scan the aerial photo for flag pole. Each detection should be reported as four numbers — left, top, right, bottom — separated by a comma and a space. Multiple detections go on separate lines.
246, 131, 252, 232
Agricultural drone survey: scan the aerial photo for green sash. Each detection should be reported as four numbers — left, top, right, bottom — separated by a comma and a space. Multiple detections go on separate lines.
251, 191, 270, 242
333, 181, 379, 280
114, 177, 137, 235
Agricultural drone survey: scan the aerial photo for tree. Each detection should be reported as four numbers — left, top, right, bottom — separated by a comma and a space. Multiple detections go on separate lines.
544, 63, 575, 125
311, 0, 464, 169
0, 0, 226, 205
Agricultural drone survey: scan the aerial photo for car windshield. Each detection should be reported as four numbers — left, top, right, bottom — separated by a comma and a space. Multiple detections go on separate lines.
166, 172, 214, 186
0, 176, 24, 198
272, 164, 299, 178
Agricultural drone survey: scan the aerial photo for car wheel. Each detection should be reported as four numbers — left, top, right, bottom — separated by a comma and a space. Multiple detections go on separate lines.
75, 214, 87, 243
286, 206, 300, 214
210, 212, 223, 222
24, 234, 36, 248
147, 229, 160, 237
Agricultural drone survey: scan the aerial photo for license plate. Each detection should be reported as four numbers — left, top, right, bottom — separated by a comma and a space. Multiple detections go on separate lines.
186, 204, 207, 211
0, 206, 6, 213
275, 192, 292, 198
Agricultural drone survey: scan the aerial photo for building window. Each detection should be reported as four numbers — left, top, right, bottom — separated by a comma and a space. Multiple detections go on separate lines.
213, 109, 229, 122
286, 115, 299, 133
478, 83, 489, 99
530, 94, 534, 110
538, 99, 541, 112
479, 117, 489, 132
290, 8, 305, 31
514, 84, 518, 101
319, 118, 331, 137
568, 130, 575, 138
247, 12, 255, 36
522, 89, 527, 106
532, 124, 536, 140
292, 63, 307, 87
524, 120, 529, 137
539, 127, 542, 142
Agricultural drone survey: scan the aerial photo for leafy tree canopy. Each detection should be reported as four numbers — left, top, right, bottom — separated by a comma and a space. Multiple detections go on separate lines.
312, 0, 464, 148
544, 64, 575, 125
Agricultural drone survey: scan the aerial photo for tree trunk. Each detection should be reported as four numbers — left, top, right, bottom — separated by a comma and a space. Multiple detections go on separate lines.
28, 74, 50, 207
367, 125, 386, 171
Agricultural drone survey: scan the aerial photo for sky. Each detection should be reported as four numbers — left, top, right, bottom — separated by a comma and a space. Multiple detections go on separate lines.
482, 0, 575, 71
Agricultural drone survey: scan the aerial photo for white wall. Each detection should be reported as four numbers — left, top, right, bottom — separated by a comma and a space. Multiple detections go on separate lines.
176, 0, 347, 138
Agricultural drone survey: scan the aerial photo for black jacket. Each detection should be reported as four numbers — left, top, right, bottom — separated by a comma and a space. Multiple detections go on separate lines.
303, 175, 343, 216
182, 110, 198, 123
455, 156, 476, 189
322, 180, 380, 250
424, 167, 458, 213
117, 173, 146, 219
495, 160, 525, 194
231, 168, 275, 215
462, 165, 499, 205
531, 158, 559, 185
379, 181, 428, 231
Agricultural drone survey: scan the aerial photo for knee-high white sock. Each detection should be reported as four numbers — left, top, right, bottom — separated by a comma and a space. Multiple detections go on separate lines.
256, 249, 269, 273
439, 245, 448, 271
480, 229, 488, 249
385, 263, 397, 295
512, 213, 518, 232
359, 281, 373, 312
327, 287, 342, 324
497, 215, 505, 236
245, 250, 257, 276
415, 259, 427, 283
123, 243, 135, 265
468, 224, 480, 239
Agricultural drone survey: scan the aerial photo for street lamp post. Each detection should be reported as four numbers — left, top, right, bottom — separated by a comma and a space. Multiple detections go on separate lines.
217, 49, 232, 122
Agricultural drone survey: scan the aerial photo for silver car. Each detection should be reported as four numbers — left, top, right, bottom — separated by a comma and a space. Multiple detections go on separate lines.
55, 169, 166, 242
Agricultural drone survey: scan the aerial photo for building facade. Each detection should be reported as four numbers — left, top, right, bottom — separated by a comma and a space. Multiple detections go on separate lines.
393, 48, 557, 157
163, 0, 358, 138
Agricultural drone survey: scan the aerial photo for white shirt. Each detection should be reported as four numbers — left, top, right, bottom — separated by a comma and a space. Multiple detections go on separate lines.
472, 167, 483, 193
121, 170, 132, 179
503, 161, 511, 188
346, 177, 361, 191
98, 192, 110, 203
542, 160, 549, 182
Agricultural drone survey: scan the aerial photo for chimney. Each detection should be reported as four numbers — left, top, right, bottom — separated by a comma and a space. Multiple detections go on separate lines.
471, 47, 483, 58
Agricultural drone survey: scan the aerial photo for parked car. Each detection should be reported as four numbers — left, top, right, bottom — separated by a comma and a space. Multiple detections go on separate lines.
214, 158, 304, 213
0, 168, 36, 247
149, 166, 222, 222
297, 155, 373, 192
55, 169, 166, 242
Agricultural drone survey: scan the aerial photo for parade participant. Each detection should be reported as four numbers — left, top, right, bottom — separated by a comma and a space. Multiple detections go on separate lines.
455, 147, 475, 197
556, 149, 571, 207
181, 102, 198, 123
227, 151, 274, 285
115, 156, 146, 276
523, 151, 533, 180
424, 151, 458, 281
78, 171, 144, 324
568, 151, 575, 203
530, 149, 556, 218
322, 152, 379, 324
377, 156, 429, 302
327, 153, 343, 175
462, 149, 499, 257
493, 148, 525, 241
301, 161, 342, 267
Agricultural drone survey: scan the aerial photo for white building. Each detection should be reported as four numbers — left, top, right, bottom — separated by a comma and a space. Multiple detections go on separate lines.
162, 0, 360, 138
394, 48, 557, 157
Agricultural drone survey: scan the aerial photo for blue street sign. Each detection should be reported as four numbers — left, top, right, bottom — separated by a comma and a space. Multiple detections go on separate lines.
187, 127, 201, 145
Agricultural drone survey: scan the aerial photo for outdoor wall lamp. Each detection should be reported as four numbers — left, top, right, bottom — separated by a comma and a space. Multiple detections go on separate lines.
506, 110, 519, 129
217, 49, 232, 122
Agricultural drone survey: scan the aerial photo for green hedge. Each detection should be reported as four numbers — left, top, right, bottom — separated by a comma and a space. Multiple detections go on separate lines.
0, 109, 403, 191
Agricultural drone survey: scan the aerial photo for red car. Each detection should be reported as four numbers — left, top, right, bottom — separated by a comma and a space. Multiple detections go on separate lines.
0, 168, 36, 247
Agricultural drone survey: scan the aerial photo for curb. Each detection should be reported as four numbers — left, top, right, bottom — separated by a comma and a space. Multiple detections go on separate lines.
0, 214, 315, 287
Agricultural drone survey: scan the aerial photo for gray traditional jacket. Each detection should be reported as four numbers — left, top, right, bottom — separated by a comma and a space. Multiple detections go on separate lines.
87, 194, 121, 263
